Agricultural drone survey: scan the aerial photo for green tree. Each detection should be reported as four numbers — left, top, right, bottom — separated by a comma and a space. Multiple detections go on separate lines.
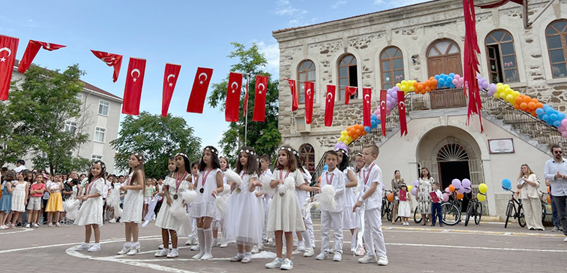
0, 102, 24, 167
208, 42, 281, 164
8, 64, 90, 174
111, 112, 202, 179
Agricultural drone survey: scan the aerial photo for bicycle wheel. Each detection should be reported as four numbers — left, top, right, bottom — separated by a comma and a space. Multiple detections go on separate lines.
441, 203, 460, 226
381, 200, 387, 217
474, 202, 482, 225
413, 209, 422, 224
518, 205, 526, 227
504, 202, 513, 228
387, 203, 393, 222
464, 203, 473, 227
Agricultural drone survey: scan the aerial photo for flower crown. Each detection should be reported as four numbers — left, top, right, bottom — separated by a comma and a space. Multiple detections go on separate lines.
279, 147, 293, 152
93, 160, 106, 168
292, 150, 299, 157
240, 149, 256, 156
336, 148, 349, 156
175, 153, 188, 159
204, 146, 218, 155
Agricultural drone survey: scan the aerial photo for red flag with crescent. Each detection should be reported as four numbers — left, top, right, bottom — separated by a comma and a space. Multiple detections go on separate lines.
91, 50, 123, 82
161, 63, 181, 117
380, 89, 387, 136
0, 35, 18, 101
187, 67, 213, 113
122, 58, 146, 115
304, 81, 314, 124
226, 72, 242, 122
345, 86, 357, 105
363, 88, 372, 128
463, 0, 483, 132
253, 75, 269, 122
397, 91, 408, 136
18, 40, 66, 73
325, 85, 336, 127
287, 79, 299, 112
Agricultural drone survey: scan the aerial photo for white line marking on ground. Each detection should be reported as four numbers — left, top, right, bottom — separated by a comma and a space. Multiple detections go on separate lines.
388, 243, 567, 253
0, 228, 34, 235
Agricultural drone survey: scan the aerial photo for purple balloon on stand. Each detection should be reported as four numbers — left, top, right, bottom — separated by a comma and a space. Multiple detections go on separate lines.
451, 179, 461, 189
411, 188, 417, 196
414, 180, 419, 187
457, 186, 466, 194
462, 179, 471, 188
464, 187, 472, 194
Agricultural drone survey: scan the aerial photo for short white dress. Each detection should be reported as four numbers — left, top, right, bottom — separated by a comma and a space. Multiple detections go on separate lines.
267, 169, 306, 232
342, 167, 359, 229
75, 177, 105, 226
121, 172, 144, 223
11, 182, 28, 212
397, 191, 411, 218
226, 171, 262, 244
155, 175, 191, 230
191, 168, 221, 219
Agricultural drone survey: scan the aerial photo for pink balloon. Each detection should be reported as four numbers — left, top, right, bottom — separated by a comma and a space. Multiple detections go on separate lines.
563, 131, 567, 138
444, 187, 449, 193
442, 193, 449, 202
562, 118, 567, 127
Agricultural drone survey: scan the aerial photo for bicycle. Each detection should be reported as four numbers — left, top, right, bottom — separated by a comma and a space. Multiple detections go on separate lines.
441, 192, 462, 226
503, 187, 526, 228
382, 190, 394, 222
540, 190, 553, 224
464, 196, 482, 226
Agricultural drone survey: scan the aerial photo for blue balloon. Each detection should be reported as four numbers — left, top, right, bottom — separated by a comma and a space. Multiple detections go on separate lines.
364, 126, 371, 132
550, 114, 558, 121
542, 114, 549, 121
535, 108, 544, 115
435, 75, 440, 80
371, 114, 378, 121
438, 79, 445, 87
323, 164, 328, 171
376, 119, 381, 124
502, 179, 512, 190
559, 113, 566, 120
553, 120, 561, 127
371, 120, 377, 127
543, 104, 551, 110
449, 73, 455, 78
547, 120, 554, 126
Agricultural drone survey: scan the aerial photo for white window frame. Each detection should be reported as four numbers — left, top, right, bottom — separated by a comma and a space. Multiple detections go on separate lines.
98, 100, 110, 116
64, 120, 77, 135
91, 154, 103, 161
94, 127, 106, 143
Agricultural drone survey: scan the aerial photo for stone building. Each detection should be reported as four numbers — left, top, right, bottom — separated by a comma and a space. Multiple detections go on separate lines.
272, 0, 567, 218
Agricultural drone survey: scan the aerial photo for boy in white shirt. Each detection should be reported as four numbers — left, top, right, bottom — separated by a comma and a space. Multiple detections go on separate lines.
431, 182, 443, 227
353, 144, 388, 266
316, 150, 345, 262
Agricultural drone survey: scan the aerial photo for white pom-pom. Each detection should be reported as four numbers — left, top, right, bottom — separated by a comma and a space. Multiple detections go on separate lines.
114, 207, 123, 217
224, 169, 242, 185
181, 190, 197, 204
63, 199, 81, 212
219, 183, 231, 196
318, 184, 336, 211
215, 196, 228, 218
259, 175, 276, 196
170, 202, 187, 220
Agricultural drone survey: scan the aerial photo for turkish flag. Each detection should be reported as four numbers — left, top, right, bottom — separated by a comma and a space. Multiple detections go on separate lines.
325, 85, 336, 127
287, 79, 299, 111
345, 86, 357, 105
122, 58, 146, 115
304, 81, 314, 124
226, 72, 243, 122
187, 67, 213, 113
380, 89, 387, 136
162, 63, 181, 117
0, 35, 18, 101
91, 50, 123, 82
363, 88, 372, 128
397, 91, 408, 136
253, 75, 268, 122
18, 40, 65, 73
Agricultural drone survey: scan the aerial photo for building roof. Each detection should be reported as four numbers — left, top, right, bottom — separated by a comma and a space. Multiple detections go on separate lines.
272, 0, 438, 34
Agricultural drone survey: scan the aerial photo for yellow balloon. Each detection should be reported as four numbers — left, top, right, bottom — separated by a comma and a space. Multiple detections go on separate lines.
409, 86, 415, 92
497, 86, 504, 93
506, 94, 513, 102
341, 130, 347, 136
401, 80, 407, 85
477, 193, 486, 202
493, 92, 500, 99
346, 135, 352, 142
407, 185, 413, 192
342, 140, 349, 145
478, 183, 488, 194
496, 83, 503, 87
499, 92, 507, 99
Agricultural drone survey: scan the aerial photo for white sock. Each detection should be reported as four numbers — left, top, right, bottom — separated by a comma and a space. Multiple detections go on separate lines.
203, 228, 212, 255
197, 228, 205, 254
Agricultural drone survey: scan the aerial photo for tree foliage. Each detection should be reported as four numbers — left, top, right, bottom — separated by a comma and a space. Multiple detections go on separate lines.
8, 64, 90, 174
208, 42, 281, 164
111, 112, 202, 179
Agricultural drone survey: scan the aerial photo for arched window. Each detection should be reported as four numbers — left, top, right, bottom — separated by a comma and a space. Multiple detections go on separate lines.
338, 54, 358, 100
297, 60, 316, 103
299, 143, 315, 173
427, 39, 462, 77
380, 47, 404, 89
546, 20, 567, 78
485, 30, 519, 83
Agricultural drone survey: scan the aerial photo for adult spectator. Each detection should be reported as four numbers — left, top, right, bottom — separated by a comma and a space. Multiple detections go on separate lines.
544, 144, 567, 241
14, 160, 26, 173
516, 164, 544, 230
390, 170, 404, 224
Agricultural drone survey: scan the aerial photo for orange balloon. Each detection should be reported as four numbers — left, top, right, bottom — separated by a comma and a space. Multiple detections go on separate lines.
362, 130, 367, 136
531, 111, 538, 117
417, 84, 424, 91
513, 104, 521, 110
387, 193, 394, 202
523, 96, 531, 103
536, 102, 543, 109
520, 102, 528, 110
514, 96, 523, 105
531, 98, 538, 104
425, 86, 431, 92
413, 81, 419, 88
528, 102, 536, 110
456, 193, 464, 200
356, 129, 361, 135
431, 79, 437, 85
547, 195, 551, 204
318, 177, 321, 188
449, 185, 455, 192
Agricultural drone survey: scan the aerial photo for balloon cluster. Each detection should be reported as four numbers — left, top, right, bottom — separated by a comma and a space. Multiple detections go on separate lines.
537, 105, 567, 137
476, 75, 490, 90
396, 80, 418, 94
434, 73, 457, 89
337, 124, 366, 145
477, 183, 487, 202
513, 95, 543, 117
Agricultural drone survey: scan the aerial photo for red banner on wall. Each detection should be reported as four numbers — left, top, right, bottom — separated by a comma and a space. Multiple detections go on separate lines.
122, 58, 146, 115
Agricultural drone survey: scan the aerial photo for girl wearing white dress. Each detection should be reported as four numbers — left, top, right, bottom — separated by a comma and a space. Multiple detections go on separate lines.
227, 147, 262, 263
155, 154, 193, 258
190, 146, 224, 260
217, 156, 232, 248
265, 146, 308, 270
336, 148, 359, 254
118, 152, 146, 255
74, 161, 106, 252
293, 150, 318, 257
397, 184, 411, 225
10, 172, 29, 228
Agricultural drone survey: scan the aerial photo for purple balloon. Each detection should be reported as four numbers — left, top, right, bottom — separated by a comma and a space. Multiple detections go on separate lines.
451, 179, 461, 189
381, 183, 385, 190
457, 186, 466, 194
414, 180, 419, 187
489, 83, 497, 92
464, 187, 472, 194
392, 86, 400, 91
411, 188, 417, 196
482, 81, 489, 89
462, 179, 471, 188
386, 100, 392, 108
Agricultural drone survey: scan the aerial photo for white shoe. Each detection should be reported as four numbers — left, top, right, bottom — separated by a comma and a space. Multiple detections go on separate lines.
117, 242, 131, 255
127, 242, 140, 255
358, 255, 377, 264
190, 245, 200, 251
167, 248, 179, 258
201, 253, 213, 260
109, 219, 116, 223
33, 223, 39, 228
155, 248, 169, 257
280, 258, 293, 270
230, 254, 244, 262
377, 256, 388, 266
25, 223, 30, 228
328, 248, 334, 254
297, 241, 305, 251
192, 252, 204, 259
220, 243, 228, 248
265, 258, 282, 269
316, 252, 328, 260
212, 238, 218, 247
303, 247, 315, 257
158, 244, 164, 249
75, 243, 90, 251
241, 255, 252, 263
355, 246, 365, 256
0, 225, 6, 230
564, 237, 567, 242
185, 239, 193, 245
88, 243, 101, 252
251, 245, 260, 254
333, 252, 342, 262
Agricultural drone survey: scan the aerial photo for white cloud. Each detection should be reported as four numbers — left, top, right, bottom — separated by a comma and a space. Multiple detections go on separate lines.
373, 0, 430, 9
275, 0, 307, 16
256, 41, 280, 77
331, 0, 347, 9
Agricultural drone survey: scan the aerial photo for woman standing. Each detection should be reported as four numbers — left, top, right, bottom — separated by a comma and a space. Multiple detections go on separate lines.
390, 170, 404, 224
416, 168, 433, 226
517, 164, 544, 230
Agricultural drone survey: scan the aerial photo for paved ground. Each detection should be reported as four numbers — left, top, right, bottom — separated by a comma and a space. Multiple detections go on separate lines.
1, 218, 565, 273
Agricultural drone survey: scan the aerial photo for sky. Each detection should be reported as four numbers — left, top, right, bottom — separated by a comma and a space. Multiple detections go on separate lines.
2, 0, 429, 148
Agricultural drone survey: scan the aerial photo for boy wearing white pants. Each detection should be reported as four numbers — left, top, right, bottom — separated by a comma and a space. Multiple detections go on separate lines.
316, 151, 345, 262
353, 144, 388, 266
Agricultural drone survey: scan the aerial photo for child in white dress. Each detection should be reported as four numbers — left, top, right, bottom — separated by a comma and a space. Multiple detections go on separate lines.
336, 147, 359, 254
190, 146, 224, 260
74, 161, 106, 252
397, 184, 411, 225
217, 156, 232, 248
293, 150, 318, 257
227, 147, 263, 263
117, 152, 146, 256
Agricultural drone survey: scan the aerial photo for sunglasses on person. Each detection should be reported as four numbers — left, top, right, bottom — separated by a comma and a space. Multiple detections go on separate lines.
554, 150, 563, 154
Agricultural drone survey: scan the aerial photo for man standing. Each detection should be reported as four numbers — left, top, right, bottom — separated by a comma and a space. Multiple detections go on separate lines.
544, 144, 567, 242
